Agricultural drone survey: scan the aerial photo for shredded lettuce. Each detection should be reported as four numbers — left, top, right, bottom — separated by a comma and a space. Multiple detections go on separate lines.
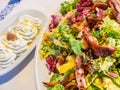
92, 16, 120, 62
112, 77, 120, 87
86, 73, 98, 87
47, 69, 74, 90
102, 16, 120, 39
87, 84, 100, 90
59, 22, 82, 55
103, 77, 120, 89
113, 49, 120, 62
42, 22, 82, 56
60, 0, 79, 15
50, 73, 64, 82
92, 56, 116, 72
47, 73, 64, 90
40, 41, 52, 59
92, 16, 120, 45
48, 84, 64, 90
100, 57, 116, 71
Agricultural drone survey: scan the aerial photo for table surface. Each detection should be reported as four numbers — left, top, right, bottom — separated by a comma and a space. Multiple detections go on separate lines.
0, 0, 64, 90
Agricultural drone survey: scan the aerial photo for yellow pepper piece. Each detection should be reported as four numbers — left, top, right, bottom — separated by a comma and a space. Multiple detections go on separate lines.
57, 55, 75, 74
94, 78, 104, 90
43, 32, 52, 41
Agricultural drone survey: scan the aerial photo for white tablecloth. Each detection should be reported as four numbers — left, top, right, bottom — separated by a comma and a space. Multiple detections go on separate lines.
0, 0, 63, 90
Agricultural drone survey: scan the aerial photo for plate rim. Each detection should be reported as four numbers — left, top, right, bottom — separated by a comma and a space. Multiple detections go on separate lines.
34, 19, 49, 90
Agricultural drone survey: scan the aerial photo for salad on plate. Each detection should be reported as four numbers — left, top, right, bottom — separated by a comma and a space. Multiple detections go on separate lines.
39, 0, 120, 90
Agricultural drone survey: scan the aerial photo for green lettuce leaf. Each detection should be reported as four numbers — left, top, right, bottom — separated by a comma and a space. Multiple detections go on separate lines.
48, 84, 64, 90
69, 38, 82, 55
102, 16, 120, 39
60, 0, 79, 15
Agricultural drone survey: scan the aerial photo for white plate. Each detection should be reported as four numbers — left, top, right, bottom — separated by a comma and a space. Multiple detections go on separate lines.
34, 0, 71, 89
34, 1, 66, 90
35, 29, 50, 90
0, 9, 48, 76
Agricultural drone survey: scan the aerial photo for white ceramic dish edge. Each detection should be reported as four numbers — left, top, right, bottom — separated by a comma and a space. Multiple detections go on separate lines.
34, 21, 49, 90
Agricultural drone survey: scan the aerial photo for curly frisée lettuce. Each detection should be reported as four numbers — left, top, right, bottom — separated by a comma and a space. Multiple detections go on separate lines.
40, 22, 82, 59
60, 0, 79, 15
92, 16, 120, 41
50, 84, 64, 90
92, 16, 120, 62
48, 84, 64, 90
102, 16, 120, 39
47, 69, 74, 90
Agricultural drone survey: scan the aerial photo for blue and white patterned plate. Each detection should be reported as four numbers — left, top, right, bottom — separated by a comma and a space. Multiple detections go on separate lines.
0, 0, 21, 20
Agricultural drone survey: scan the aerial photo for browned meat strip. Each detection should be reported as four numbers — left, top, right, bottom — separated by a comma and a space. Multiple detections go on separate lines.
86, 15, 102, 29
60, 73, 75, 86
108, 0, 120, 23
83, 30, 116, 57
94, 2, 108, 10
75, 55, 86, 90
65, 82, 78, 90
43, 82, 58, 87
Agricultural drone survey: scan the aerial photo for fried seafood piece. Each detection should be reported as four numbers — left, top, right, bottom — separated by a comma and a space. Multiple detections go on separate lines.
83, 30, 116, 57
108, 0, 120, 23
75, 55, 86, 90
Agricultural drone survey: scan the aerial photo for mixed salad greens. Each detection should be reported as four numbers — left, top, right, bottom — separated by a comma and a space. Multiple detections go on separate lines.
39, 0, 120, 90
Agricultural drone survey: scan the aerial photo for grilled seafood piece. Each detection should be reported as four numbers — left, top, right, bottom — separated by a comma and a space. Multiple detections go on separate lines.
75, 55, 86, 90
83, 30, 116, 57
65, 82, 78, 90
108, 0, 120, 23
